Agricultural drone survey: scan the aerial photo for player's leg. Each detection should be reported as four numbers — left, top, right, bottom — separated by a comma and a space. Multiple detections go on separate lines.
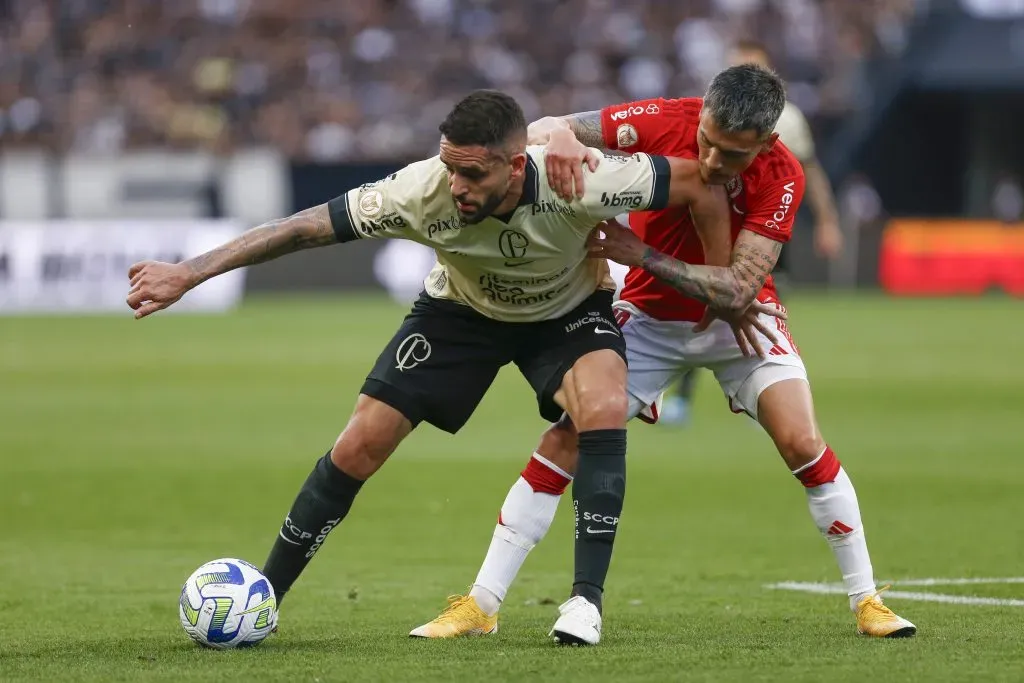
715, 305, 915, 638
263, 294, 508, 612
514, 290, 643, 645
754, 379, 915, 638
261, 396, 412, 608
409, 416, 579, 639
410, 301, 676, 639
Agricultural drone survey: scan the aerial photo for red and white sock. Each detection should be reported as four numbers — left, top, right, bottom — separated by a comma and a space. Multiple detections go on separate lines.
469, 453, 569, 615
793, 446, 876, 611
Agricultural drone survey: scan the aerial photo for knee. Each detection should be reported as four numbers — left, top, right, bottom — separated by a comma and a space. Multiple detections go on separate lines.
330, 397, 410, 479
773, 429, 826, 470
573, 390, 629, 432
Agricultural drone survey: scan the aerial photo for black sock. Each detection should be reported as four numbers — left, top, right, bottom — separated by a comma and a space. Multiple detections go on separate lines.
262, 452, 364, 604
571, 428, 627, 613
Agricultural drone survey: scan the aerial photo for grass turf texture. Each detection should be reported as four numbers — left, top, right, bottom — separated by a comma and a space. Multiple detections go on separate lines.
1, 292, 1022, 682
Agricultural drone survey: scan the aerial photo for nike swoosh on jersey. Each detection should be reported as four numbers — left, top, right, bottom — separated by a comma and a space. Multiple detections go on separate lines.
586, 527, 615, 534
505, 260, 536, 267
594, 326, 620, 336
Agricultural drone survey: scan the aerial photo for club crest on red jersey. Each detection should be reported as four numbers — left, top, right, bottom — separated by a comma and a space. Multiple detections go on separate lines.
726, 176, 743, 199
616, 123, 638, 148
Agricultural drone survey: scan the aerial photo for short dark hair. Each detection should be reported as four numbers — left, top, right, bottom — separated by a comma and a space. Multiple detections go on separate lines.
438, 90, 527, 152
703, 64, 786, 139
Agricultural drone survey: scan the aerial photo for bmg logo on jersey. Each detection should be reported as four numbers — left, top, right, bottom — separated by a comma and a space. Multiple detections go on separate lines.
395, 333, 432, 371
600, 190, 644, 209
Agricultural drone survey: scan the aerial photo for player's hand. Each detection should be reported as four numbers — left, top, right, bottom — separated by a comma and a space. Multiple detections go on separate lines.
814, 219, 843, 260
587, 219, 646, 267
545, 128, 599, 202
692, 301, 787, 360
126, 261, 194, 319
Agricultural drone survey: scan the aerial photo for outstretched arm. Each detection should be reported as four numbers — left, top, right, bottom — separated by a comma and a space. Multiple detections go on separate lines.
127, 203, 336, 318
182, 204, 335, 285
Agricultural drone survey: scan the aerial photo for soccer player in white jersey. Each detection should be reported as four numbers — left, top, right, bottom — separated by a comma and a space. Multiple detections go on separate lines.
125, 89, 769, 642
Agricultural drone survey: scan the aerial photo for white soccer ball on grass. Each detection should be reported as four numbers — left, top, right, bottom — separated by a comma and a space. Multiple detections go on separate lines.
179, 558, 277, 649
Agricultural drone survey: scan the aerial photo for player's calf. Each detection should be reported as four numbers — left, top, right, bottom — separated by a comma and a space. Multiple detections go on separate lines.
262, 395, 412, 608
557, 350, 629, 617
412, 453, 572, 637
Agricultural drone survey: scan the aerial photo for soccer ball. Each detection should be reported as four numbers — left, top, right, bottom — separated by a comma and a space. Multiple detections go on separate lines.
178, 558, 278, 649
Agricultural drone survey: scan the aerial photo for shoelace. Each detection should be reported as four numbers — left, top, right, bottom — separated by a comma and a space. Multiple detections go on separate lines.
860, 584, 898, 617
435, 595, 474, 624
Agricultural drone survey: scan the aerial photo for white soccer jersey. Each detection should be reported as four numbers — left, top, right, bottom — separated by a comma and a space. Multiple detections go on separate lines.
773, 101, 815, 163
328, 146, 671, 322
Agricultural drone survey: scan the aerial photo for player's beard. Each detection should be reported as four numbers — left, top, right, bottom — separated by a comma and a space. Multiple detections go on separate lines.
458, 188, 508, 224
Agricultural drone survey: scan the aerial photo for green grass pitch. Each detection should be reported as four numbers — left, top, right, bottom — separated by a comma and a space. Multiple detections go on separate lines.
1, 292, 1022, 682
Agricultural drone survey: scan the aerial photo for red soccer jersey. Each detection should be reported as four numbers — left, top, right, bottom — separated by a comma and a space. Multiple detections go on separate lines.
600, 97, 806, 322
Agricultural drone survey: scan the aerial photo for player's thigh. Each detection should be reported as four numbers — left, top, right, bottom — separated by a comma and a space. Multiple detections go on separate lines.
711, 338, 808, 423
614, 303, 691, 421
755, 379, 825, 469
515, 289, 627, 425
362, 294, 511, 434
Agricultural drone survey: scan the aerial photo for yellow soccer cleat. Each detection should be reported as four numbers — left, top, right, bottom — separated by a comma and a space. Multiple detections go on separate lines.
409, 595, 498, 638
856, 586, 917, 638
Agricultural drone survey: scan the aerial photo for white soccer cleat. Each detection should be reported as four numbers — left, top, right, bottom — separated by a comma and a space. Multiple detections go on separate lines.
549, 595, 602, 646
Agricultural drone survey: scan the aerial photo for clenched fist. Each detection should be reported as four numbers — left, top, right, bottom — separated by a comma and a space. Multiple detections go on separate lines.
126, 261, 195, 319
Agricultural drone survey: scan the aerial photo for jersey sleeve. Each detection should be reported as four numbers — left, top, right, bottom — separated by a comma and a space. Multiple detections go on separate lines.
327, 163, 427, 243
578, 150, 672, 222
773, 103, 816, 163
600, 98, 676, 154
743, 166, 806, 243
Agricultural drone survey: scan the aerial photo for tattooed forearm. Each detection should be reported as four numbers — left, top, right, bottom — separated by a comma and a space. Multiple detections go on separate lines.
184, 204, 336, 285
564, 111, 605, 148
639, 237, 783, 310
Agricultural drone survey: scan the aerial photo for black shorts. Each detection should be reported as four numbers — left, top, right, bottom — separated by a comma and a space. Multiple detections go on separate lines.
361, 289, 627, 433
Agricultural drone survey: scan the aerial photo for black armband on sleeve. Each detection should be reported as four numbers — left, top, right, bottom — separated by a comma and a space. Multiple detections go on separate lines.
647, 155, 671, 210
328, 195, 359, 243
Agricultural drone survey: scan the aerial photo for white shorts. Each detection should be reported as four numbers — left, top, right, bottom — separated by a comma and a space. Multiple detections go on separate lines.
614, 300, 808, 422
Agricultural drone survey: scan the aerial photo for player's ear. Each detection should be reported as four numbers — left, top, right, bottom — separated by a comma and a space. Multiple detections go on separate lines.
761, 132, 780, 154
508, 151, 527, 178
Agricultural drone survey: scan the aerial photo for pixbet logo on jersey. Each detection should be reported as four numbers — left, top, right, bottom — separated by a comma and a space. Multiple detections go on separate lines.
609, 103, 660, 121
765, 181, 797, 230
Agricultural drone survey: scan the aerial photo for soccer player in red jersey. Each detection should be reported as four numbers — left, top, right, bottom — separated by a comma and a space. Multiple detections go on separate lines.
412, 65, 915, 644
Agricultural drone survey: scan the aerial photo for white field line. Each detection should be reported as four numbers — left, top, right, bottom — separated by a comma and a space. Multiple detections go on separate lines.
765, 579, 1024, 607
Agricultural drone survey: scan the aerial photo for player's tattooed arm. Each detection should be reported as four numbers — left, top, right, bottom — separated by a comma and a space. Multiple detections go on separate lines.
184, 204, 336, 285
562, 110, 605, 148
128, 203, 337, 318
640, 230, 783, 311
526, 110, 604, 148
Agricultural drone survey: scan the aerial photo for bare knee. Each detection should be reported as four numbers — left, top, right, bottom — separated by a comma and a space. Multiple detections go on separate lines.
537, 415, 579, 475
773, 430, 826, 471
330, 394, 412, 480
573, 391, 628, 432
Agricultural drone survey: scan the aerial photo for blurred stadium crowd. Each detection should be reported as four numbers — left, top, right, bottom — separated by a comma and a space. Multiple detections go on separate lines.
1, 0, 922, 160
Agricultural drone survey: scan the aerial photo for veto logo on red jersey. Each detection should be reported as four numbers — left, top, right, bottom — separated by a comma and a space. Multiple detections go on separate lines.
609, 103, 660, 121
765, 181, 796, 231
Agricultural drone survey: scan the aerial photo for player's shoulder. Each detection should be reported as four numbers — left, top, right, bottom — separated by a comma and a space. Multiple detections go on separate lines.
746, 141, 804, 188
